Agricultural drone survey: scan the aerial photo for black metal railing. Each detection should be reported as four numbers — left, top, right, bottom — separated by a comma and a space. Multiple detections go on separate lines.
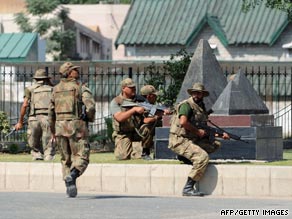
274, 104, 292, 138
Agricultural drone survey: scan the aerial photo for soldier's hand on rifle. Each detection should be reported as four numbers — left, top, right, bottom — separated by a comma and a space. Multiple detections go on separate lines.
163, 108, 172, 115
14, 122, 23, 131
196, 129, 207, 138
221, 132, 230, 140
133, 106, 145, 114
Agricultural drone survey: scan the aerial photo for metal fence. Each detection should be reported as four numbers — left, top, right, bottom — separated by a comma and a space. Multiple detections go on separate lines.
1, 61, 292, 142
0, 61, 167, 143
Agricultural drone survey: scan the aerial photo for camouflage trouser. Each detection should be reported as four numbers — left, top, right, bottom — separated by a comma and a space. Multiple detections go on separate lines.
56, 135, 90, 180
169, 133, 220, 181
139, 123, 155, 150
113, 125, 153, 160
27, 115, 55, 158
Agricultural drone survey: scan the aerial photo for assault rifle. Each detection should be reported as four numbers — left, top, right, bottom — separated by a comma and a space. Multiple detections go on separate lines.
197, 120, 249, 144
121, 101, 169, 116
4, 118, 28, 138
4, 127, 16, 138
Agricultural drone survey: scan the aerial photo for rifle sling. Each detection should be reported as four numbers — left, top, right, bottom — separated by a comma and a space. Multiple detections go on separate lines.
132, 116, 157, 140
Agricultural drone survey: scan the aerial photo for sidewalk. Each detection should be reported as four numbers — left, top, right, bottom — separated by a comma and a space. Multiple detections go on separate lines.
0, 162, 292, 197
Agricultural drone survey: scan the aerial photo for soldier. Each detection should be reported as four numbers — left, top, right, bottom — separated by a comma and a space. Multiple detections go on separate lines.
110, 78, 155, 160
169, 83, 230, 196
140, 85, 172, 160
15, 69, 55, 161
48, 62, 95, 198
140, 85, 159, 104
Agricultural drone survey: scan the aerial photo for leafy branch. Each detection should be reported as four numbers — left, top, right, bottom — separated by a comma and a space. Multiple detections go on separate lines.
145, 49, 192, 106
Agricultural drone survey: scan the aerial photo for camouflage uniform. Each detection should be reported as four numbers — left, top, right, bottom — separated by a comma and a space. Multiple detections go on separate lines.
140, 85, 162, 159
110, 94, 150, 160
169, 97, 220, 181
49, 79, 95, 178
24, 69, 54, 160
48, 62, 95, 198
169, 83, 220, 196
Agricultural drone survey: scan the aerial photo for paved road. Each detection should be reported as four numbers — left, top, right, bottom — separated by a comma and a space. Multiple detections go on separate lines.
0, 192, 291, 219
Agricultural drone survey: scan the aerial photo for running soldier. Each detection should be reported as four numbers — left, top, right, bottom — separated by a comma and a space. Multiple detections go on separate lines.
48, 62, 96, 198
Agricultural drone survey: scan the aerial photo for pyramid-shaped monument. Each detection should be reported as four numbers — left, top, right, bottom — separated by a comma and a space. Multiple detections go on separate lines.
212, 70, 269, 115
175, 39, 227, 110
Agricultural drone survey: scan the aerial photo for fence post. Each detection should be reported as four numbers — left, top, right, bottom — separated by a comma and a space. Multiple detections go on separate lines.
128, 67, 132, 78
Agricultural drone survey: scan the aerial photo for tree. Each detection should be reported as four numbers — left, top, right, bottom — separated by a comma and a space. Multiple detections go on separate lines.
145, 49, 192, 106
14, 0, 75, 61
242, 0, 292, 20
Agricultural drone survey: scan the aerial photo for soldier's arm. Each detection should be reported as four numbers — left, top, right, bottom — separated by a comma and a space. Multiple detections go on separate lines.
113, 106, 144, 122
143, 114, 159, 124
110, 97, 145, 122
48, 93, 56, 135
15, 97, 29, 131
82, 86, 96, 122
179, 104, 206, 138
179, 115, 204, 137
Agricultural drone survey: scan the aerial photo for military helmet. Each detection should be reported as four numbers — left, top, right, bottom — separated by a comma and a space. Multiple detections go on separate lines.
59, 62, 80, 76
120, 78, 136, 88
140, 85, 159, 96
187, 82, 209, 97
33, 69, 50, 79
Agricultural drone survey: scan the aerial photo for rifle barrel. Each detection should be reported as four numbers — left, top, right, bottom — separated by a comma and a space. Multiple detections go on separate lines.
199, 122, 249, 144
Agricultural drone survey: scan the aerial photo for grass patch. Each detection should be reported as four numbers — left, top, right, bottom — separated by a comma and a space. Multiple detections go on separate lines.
248, 149, 292, 166
0, 150, 291, 166
0, 152, 180, 164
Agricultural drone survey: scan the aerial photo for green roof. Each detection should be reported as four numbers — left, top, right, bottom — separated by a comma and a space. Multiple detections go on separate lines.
115, 0, 288, 47
0, 33, 37, 61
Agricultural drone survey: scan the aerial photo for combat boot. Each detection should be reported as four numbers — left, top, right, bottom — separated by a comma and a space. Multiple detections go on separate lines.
65, 168, 80, 198
182, 177, 204, 197
142, 148, 153, 160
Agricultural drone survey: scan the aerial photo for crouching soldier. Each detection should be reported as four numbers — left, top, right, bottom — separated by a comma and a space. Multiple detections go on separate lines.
169, 83, 229, 196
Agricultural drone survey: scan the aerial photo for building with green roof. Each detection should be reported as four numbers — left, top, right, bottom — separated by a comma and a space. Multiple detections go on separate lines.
0, 32, 45, 62
115, 0, 291, 61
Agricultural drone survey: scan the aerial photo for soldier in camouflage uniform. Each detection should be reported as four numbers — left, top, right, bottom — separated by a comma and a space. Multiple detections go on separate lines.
139, 85, 172, 160
48, 62, 95, 198
15, 69, 55, 161
110, 78, 154, 160
169, 83, 230, 196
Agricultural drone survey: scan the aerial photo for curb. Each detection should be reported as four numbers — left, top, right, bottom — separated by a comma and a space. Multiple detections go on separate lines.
0, 162, 292, 197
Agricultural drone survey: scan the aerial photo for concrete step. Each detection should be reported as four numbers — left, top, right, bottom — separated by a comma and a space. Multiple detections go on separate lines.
0, 162, 291, 198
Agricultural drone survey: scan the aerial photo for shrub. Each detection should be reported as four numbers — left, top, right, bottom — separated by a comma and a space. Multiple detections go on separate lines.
8, 143, 19, 154
145, 49, 192, 106
0, 111, 10, 140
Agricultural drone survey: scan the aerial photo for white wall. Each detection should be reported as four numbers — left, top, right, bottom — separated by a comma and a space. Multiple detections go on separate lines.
65, 4, 130, 61
123, 23, 292, 62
